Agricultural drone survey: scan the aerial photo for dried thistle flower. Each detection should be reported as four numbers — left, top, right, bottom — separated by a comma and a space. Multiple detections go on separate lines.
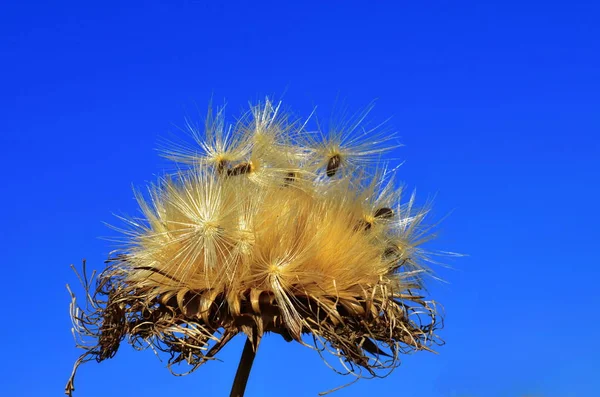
66, 99, 444, 397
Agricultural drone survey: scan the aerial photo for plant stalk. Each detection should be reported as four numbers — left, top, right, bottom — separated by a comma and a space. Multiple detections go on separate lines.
229, 337, 259, 397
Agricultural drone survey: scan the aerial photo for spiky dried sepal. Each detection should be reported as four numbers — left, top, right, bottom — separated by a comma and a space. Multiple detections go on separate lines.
66, 99, 444, 396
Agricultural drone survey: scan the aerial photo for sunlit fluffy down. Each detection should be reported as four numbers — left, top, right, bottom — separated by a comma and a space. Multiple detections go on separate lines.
66, 99, 443, 396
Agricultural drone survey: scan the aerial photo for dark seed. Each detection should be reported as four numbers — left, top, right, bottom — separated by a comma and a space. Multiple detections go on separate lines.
326, 154, 341, 177
354, 219, 372, 231
216, 159, 228, 174
384, 245, 399, 257
227, 162, 252, 176
284, 171, 296, 186
374, 207, 394, 219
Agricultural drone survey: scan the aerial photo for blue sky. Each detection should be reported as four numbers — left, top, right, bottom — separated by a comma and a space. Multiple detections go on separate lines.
1, 1, 599, 396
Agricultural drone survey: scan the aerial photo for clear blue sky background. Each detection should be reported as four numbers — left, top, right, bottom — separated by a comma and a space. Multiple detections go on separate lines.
1, 1, 599, 396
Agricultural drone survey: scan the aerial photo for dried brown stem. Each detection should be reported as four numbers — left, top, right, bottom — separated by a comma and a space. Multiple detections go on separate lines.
230, 337, 259, 397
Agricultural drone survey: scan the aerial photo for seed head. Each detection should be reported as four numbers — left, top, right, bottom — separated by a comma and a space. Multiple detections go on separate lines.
66, 98, 444, 396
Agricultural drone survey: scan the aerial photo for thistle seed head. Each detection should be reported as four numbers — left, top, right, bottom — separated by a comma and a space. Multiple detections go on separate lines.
66, 98, 444, 396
